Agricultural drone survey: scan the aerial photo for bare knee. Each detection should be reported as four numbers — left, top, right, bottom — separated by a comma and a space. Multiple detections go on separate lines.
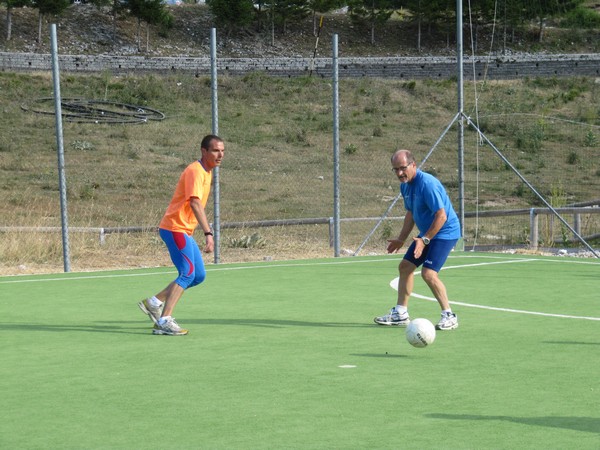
421, 267, 438, 284
399, 259, 415, 277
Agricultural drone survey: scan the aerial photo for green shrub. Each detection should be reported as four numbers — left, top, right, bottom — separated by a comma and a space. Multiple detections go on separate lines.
561, 7, 600, 28
345, 144, 358, 155
566, 151, 579, 165
228, 233, 266, 249
584, 130, 597, 147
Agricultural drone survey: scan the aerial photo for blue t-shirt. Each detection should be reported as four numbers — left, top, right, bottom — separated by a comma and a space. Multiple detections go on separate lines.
400, 170, 461, 240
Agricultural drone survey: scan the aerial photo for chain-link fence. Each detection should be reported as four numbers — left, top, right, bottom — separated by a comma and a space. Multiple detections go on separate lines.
459, 113, 600, 251
1, 73, 599, 275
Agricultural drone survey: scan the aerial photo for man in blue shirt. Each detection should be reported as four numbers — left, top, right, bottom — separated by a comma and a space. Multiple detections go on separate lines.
374, 149, 461, 331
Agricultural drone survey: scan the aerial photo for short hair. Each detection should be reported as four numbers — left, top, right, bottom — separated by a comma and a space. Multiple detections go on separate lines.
201, 134, 223, 150
391, 149, 414, 164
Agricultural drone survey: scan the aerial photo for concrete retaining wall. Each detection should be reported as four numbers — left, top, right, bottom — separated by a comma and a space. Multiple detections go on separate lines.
1, 52, 599, 79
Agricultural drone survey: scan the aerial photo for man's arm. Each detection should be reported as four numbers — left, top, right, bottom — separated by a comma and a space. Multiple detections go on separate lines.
412, 208, 447, 259
190, 197, 214, 253
387, 211, 415, 253
422, 208, 447, 242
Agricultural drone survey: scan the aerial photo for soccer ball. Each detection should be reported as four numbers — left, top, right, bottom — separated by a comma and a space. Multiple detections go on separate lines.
405, 318, 436, 348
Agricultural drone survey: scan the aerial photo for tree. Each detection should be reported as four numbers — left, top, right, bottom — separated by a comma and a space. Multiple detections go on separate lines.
33, 0, 70, 45
126, 0, 173, 52
3, 0, 33, 40
270, 0, 310, 34
523, 0, 583, 42
497, 0, 528, 53
400, 0, 454, 52
207, 0, 255, 33
348, 0, 399, 44
307, 0, 342, 35
463, 0, 497, 53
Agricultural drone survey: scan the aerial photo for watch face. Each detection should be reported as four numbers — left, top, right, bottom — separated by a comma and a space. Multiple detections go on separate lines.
422, 237, 430, 245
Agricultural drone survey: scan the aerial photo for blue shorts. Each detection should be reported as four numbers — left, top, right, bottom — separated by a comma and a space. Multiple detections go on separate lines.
159, 228, 206, 290
403, 238, 458, 273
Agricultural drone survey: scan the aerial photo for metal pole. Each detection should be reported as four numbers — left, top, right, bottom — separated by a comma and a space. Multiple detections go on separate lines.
457, 0, 465, 248
332, 34, 340, 257
210, 28, 220, 264
50, 24, 70, 272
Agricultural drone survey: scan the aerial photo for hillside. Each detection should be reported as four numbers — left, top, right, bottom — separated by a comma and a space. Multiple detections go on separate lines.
1, 3, 600, 58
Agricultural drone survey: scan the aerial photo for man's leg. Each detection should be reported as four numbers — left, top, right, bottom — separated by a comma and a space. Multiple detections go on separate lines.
151, 230, 194, 335
419, 239, 458, 331
155, 281, 185, 318
425, 269, 458, 330
421, 268, 450, 310
152, 281, 188, 336
397, 259, 417, 307
139, 281, 184, 326
374, 258, 417, 326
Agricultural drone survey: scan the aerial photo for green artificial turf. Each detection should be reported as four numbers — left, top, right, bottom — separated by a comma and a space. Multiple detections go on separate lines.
1, 253, 599, 449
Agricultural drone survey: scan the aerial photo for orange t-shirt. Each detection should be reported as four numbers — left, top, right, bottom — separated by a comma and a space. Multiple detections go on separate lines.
159, 160, 212, 235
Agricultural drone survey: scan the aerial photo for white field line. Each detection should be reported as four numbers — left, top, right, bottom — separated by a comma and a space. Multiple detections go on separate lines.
410, 292, 600, 321
389, 259, 600, 321
0, 255, 485, 284
0, 257, 401, 284
1, 253, 598, 285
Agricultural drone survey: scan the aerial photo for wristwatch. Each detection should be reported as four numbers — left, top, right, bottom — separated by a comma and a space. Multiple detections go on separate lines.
422, 236, 430, 245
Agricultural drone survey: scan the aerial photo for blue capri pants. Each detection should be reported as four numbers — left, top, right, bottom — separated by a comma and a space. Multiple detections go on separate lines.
159, 228, 206, 289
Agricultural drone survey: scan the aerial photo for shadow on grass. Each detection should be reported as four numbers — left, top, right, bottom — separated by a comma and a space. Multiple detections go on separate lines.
0, 322, 148, 335
186, 318, 374, 328
426, 413, 600, 434
350, 353, 408, 358
543, 340, 600, 346
0, 318, 374, 334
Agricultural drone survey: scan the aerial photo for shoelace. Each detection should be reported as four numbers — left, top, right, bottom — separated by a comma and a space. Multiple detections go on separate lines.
169, 319, 182, 330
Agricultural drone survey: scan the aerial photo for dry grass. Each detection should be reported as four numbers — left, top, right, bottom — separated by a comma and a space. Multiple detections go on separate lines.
1, 72, 599, 274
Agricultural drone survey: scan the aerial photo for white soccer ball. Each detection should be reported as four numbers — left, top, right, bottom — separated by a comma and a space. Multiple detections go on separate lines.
405, 318, 436, 348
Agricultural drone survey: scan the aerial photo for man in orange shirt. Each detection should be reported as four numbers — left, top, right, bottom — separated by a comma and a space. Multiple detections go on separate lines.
138, 135, 225, 335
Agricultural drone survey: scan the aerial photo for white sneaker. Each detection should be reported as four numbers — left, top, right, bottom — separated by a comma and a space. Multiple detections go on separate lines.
436, 313, 458, 331
138, 298, 163, 325
153, 317, 189, 336
374, 308, 410, 327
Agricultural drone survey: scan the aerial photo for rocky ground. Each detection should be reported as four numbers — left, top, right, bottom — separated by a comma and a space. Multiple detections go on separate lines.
1, 3, 599, 58
3, 4, 410, 57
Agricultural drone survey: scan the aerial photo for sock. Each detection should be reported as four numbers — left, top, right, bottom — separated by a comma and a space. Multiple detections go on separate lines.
394, 305, 408, 315
147, 296, 162, 308
442, 309, 453, 316
158, 315, 171, 326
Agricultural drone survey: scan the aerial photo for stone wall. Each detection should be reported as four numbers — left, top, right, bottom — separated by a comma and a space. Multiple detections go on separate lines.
1, 52, 599, 79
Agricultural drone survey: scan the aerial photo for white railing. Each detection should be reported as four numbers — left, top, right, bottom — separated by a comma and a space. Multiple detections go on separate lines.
1, 208, 598, 250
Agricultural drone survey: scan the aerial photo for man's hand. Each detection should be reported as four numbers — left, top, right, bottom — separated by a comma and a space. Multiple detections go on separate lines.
386, 239, 405, 254
204, 235, 214, 253
412, 237, 426, 259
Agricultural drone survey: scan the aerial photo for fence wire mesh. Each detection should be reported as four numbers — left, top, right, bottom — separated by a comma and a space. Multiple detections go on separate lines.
1, 74, 599, 275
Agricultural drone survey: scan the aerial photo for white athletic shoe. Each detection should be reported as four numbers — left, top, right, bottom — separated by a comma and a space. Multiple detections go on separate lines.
153, 317, 189, 336
138, 298, 163, 325
374, 308, 410, 327
436, 313, 458, 331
